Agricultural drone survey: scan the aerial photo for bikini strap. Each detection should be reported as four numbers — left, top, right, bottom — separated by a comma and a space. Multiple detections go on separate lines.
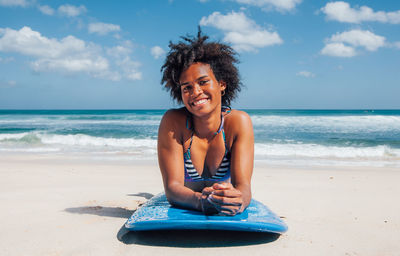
222, 105, 231, 114
187, 131, 194, 152
214, 114, 224, 135
186, 114, 192, 130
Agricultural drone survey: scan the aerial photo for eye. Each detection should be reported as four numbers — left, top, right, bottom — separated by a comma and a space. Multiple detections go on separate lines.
199, 80, 209, 86
181, 85, 192, 93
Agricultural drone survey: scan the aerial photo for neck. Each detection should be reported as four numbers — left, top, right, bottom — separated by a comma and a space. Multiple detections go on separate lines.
192, 108, 222, 141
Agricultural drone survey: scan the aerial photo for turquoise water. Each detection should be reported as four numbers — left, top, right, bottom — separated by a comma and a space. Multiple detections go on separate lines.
1, 109, 399, 166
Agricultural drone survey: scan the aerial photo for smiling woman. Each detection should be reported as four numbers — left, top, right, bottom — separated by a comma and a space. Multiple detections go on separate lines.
158, 28, 254, 216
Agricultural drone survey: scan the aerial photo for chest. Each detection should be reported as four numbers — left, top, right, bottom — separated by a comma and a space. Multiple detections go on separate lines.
184, 131, 228, 177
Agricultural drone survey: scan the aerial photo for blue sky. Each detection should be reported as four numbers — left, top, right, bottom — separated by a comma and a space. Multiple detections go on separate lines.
0, 0, 399, 109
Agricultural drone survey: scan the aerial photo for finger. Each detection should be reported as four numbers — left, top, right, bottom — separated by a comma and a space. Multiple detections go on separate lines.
212, 182, 232, 190
212, 189, 241, 198
208, 194, 242, 206
207, 196, 222, 210
218, 210, 235, 216
202, 186, 214, 196
218, 205, 241, 216
206, 197, 242, 216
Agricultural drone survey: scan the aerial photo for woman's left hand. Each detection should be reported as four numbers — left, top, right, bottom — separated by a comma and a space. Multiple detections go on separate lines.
207, 182, 244, 216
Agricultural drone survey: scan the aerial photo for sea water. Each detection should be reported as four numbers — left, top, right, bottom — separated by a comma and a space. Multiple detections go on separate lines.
0, 109, 399, 167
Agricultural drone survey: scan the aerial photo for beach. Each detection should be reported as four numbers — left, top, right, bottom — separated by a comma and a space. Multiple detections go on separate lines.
2, 0, 400, 254
1, 153, 399, 256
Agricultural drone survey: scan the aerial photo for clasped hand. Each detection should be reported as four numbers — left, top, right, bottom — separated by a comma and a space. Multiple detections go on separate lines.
200, 182, 243, 216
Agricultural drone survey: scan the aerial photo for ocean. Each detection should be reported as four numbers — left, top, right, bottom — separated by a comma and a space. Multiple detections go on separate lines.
1, 109, 399, 167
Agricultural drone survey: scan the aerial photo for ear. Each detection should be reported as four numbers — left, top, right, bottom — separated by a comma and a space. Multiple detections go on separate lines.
219, 80, 226, 91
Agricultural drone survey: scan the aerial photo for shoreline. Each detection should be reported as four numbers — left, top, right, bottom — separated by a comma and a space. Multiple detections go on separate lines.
0, 153, 399, 255
2, 151, 398, 169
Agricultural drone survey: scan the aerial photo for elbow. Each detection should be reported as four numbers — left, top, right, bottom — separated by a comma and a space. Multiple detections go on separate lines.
163, 182, 180, 206
164, 189, 176, 206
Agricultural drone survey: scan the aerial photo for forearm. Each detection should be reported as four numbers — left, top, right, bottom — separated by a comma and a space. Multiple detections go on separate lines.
164, 182, 203, 211
234, 183, 252, 210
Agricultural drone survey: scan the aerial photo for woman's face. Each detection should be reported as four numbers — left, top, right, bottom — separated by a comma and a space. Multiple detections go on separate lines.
179, 62, 226, 117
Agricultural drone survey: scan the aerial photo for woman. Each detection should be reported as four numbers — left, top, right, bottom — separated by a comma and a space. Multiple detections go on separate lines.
158, 29, 254, 216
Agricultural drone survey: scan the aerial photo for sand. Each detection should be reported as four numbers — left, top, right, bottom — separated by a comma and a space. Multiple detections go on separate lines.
0, 153, 399, 256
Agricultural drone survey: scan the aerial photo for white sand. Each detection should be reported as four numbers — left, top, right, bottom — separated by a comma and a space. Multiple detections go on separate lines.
0, 154, 399, 256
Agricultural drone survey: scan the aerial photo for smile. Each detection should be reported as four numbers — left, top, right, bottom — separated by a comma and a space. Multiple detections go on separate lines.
191, 98, 209, 106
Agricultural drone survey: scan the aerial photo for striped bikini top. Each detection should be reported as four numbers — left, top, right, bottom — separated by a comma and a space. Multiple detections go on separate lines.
183, 108, 231, 182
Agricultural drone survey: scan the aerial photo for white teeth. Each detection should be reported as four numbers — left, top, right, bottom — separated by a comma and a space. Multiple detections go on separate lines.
193, 99, 208, 106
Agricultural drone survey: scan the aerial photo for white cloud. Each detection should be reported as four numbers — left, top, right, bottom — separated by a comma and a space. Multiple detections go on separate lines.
200, 11, 282, 52
88, 22, 121, 35
393, 42, 400, 49
0, 0, 30, 7
321, 1, 400, 24
58, 4, 87, 17
106, 41, 142, 81
321, 30, 385, 57
106, 42, 133, 58
0, 26, 142, 81
321, 43, 356, 57
296, 71, 315, 78
150, 46, 165, 59
31, 57, 109, 73
116, 57, 142, 80
233, 0, 302, 12
0, 27, 87, 58
38, 5, 55, 15
329, 30, 385, 51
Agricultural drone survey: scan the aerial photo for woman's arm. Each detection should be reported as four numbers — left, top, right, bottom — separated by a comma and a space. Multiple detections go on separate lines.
158, 109, 202, 210
208, 110, 254, 215
158, 109, 217, 213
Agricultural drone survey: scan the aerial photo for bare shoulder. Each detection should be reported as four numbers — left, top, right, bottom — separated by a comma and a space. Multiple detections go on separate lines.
225, 109, 252, 129
160, 107, 187, 127
224, 109, 253, 143
158, 107, 188, 144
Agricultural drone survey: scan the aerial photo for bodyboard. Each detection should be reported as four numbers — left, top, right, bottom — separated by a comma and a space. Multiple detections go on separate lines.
125, 193, 288, 233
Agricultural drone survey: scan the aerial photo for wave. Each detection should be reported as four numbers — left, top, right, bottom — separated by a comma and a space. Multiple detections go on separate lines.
0, 117, 162, 126
40, 133, 156, 148
3, 114, 399, 131
251, 115, 400, 133
1, 132, 399, 161
0, 132, 157, 155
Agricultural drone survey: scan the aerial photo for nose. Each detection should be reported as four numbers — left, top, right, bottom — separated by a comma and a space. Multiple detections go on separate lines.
192, 83, 203, 96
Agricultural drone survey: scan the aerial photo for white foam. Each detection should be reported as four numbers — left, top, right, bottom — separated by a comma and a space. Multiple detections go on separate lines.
38, 133, 156, 148
0, 133, 30, 140
255, 143, 400, 159
251, 115, 400, 133
0, 147, 60, 153
0, 132, 158, 156
1, 131, 399, 166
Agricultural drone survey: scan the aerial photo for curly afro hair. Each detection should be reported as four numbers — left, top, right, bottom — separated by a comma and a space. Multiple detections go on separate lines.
161, 27, 241, 106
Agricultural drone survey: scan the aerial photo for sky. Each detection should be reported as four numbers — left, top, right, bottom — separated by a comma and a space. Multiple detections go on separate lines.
0, 0, 399, 109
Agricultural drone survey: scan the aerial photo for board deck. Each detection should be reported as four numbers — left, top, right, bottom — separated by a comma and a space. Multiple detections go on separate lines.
125, 193, 288, 233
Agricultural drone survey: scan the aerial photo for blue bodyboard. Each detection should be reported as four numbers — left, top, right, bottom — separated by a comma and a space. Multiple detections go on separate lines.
125, 193, 288, 233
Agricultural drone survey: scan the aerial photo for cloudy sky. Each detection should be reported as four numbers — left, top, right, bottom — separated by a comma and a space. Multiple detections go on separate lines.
0, 0, 399, 109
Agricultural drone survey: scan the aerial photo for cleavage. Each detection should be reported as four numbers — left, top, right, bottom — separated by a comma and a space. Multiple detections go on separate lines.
189, 132, 226, 177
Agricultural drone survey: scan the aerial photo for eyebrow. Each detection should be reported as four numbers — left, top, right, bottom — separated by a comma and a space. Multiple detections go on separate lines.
180, 75, 209, 86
